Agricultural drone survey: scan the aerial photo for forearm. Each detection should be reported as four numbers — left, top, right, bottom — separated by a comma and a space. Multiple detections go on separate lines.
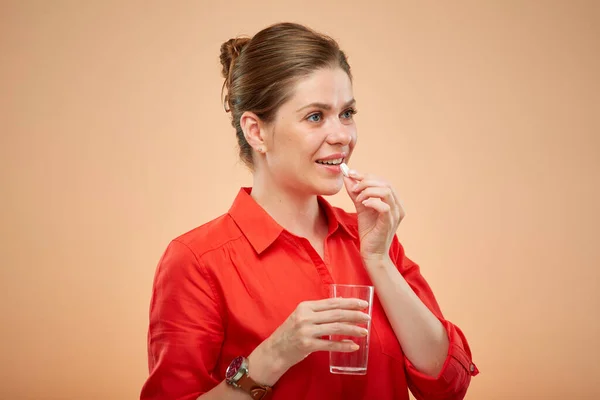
197, 381, 251, 400
364, 256, 449, 376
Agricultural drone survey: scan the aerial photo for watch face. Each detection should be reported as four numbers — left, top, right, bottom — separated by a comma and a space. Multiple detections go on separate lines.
225, 356, 244, 380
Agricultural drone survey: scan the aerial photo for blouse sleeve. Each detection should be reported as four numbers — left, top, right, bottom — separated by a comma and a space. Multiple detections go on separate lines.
140, 239, 224, 400
391, 236, 479, 400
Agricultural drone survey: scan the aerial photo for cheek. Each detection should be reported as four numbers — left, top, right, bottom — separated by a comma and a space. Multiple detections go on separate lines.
350, 129, 358, 147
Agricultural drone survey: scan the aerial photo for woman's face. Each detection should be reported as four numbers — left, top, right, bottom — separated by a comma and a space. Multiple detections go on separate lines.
261, 67, 358, 197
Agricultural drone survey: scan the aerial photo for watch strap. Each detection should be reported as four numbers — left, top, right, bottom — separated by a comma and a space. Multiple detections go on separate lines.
236, 373, 273, 400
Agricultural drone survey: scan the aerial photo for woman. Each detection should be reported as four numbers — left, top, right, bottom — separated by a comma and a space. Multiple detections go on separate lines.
140, 22, 478, 400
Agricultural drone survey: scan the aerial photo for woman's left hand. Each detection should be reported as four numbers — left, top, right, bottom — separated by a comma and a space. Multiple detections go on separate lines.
343, 168, 405, 262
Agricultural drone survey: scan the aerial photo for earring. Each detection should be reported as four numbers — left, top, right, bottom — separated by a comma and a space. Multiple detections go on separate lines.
258, 146, 265, 153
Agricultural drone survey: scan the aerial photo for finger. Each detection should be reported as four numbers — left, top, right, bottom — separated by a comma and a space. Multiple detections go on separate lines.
309, 297, 369, 312
351, 178, 402, 209
350, 178, 392, 194
355, 186, 395, 206
311, 338, 361, 353
312, 309, 371, 324
342, 167, 365, 201
343, 177, 369, 204
345, 167, 364, 181
361, 197, 391, 214
312, 322, 370, 338
355, 186, 402, 222
343, 176, 359, 201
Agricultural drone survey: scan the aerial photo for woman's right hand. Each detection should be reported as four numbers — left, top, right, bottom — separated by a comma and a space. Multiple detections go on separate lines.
248, 297, 371, 385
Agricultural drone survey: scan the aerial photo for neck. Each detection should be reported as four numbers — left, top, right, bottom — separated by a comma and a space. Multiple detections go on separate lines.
250, 173, 327, 240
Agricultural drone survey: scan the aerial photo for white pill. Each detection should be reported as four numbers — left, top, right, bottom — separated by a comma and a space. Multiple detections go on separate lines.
340, 162, 350, 177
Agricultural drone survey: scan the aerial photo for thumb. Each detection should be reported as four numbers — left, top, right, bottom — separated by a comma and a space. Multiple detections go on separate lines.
343, 176, 360, 203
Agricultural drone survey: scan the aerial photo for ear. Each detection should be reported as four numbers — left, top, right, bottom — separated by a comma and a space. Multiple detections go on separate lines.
240, 111, 267, 152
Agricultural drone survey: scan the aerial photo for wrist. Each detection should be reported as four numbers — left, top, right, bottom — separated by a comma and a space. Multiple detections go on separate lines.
361, 252, 392, 266
247, 339, 287, 387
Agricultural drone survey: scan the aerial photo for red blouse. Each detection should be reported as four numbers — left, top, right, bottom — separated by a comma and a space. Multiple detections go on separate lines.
140, 188, 478, 400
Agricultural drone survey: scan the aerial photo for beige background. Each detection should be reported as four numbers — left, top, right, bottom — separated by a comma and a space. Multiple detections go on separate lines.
1, 1, 599, 399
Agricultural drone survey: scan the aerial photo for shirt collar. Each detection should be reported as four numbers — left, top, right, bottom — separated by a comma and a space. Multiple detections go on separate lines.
228, 187, 357, 254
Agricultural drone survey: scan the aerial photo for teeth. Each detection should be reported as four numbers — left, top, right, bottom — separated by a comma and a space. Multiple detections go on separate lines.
317, 158, 343, 165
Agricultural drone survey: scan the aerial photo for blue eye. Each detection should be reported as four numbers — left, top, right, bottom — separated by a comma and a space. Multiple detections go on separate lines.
307, 113, 322, 122
341, 108, 357, 119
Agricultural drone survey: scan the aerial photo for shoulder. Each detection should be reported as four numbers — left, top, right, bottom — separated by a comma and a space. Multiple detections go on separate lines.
169, 213, 243, 260
152, 213, 245, 289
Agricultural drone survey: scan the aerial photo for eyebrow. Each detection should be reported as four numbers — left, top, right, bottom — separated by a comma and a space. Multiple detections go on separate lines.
296, 99, 356, 113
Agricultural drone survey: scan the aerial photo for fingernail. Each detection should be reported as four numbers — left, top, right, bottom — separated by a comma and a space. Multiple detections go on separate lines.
351, 343, 360, 350
361, 328, 369, 336
359, 300, 369, 308
352, 184, 360, 192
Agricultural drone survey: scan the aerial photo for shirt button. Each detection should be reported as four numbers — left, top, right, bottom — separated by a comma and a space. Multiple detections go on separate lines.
469, 364, 475, 372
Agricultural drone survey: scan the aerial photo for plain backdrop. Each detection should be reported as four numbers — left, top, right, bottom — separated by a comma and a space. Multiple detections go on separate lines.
1, 1, 599, 399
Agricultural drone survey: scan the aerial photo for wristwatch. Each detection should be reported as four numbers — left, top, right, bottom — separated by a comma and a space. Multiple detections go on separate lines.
225, 356, 273, 399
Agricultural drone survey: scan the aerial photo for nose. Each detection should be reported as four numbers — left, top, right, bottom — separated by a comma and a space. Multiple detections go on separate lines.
326, 120, 353, 146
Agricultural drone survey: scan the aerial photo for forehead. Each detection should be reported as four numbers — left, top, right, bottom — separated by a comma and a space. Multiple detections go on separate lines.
288, 67, 354, 108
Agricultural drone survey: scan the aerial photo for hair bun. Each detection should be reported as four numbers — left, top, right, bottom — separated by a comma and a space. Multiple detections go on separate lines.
219, 37, 251, 80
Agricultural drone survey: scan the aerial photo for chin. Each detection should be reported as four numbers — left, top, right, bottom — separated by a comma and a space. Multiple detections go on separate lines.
314, 180, 344, 196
